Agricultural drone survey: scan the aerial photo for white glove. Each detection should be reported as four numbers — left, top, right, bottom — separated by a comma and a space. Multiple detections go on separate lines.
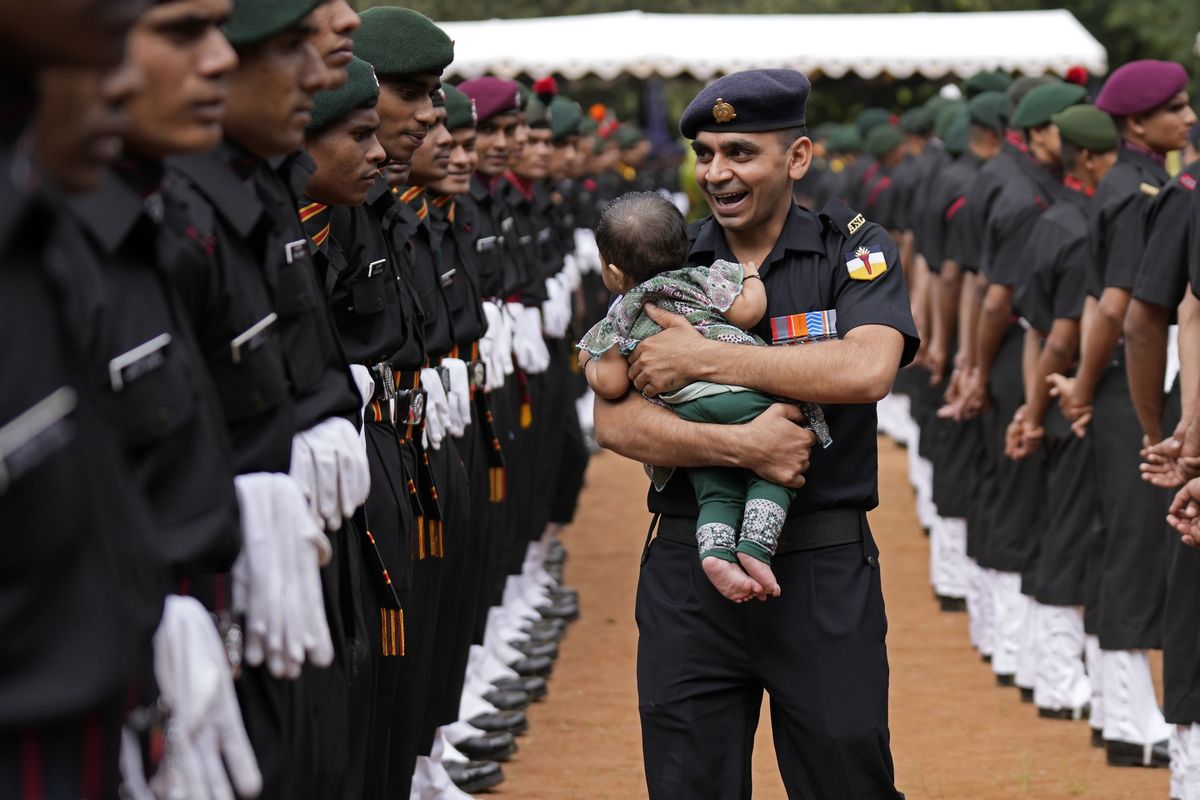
442, 359, 472, 435
496, 303, 515, 378
289, 416, 371, 531
233, 473, 333, 680
479, 302, 507, 392
573, 228, 601, 273
541, 278, 565, 338
347, 364, 375, 441
151, 595, 263, 800
520, 306, 551, 373
560, 252, 582, 292
420, 368, 449, 450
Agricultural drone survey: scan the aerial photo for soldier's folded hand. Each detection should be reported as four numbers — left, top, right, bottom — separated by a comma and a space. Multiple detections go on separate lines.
628, 304, 705, 397
736, 403, 815, 489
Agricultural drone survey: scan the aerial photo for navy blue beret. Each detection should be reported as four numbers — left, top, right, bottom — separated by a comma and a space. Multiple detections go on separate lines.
679, 69, 810, 139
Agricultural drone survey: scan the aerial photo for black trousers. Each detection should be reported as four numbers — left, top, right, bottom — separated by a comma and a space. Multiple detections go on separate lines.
636, 532, 903, 800
0, 698, 124, 800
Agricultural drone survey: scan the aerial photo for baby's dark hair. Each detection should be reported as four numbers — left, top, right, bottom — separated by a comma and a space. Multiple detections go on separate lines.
594, 191, 689, 284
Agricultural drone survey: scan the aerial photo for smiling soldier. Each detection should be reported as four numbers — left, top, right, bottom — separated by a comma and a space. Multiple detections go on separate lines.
593, 69, 918, 799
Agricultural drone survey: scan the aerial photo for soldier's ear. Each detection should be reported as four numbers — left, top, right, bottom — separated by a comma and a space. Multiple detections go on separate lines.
786, 136, 812, 182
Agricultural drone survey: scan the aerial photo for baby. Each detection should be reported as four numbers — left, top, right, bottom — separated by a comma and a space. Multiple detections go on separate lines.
577, 191, 829, 602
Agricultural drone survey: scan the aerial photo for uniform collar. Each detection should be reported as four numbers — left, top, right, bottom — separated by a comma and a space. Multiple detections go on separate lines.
688, 202, 826, 276
1119, 141, 1169, 181
66, 168, 151, 255
168, 148, 264, 237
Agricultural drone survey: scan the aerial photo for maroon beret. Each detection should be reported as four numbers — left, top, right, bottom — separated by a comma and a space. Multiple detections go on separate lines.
457, 77, 521, 124
1095, 60, 1189, 116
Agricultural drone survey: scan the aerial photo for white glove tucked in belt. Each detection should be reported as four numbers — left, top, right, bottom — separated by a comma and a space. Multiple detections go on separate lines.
442, 359, 471, 436
233, 473, 333, 680
151, 595, 263, 800
420, 368, 450, 450
289, 415, 370, 531
478, 302, 508, 392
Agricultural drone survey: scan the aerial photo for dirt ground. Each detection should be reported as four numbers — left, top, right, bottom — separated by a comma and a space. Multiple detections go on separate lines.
491, 439, 1170, 799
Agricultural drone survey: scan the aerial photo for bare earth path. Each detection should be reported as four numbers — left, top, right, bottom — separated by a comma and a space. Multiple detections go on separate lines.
491, 440, 1169, 799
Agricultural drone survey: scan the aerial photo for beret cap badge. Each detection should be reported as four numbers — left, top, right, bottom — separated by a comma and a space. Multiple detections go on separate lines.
712, 98, 737, 124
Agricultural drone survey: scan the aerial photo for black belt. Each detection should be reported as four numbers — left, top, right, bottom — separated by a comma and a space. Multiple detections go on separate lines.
654, 508, 865, 554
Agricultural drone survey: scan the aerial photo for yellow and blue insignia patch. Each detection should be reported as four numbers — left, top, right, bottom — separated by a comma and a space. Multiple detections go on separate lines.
845, 245, 888, 281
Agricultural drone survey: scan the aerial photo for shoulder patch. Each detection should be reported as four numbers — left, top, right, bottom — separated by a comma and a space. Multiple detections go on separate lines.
844, 244, 888, 281
1181, 174, 1197, 192
1139, 182, 1161, 197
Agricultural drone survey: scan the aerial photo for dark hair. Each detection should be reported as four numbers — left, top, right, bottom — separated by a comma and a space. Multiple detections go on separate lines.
594, 191, 689, 284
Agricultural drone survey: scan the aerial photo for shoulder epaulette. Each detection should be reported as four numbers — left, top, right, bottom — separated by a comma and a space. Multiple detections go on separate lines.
818, 196, 868, 238
1139, 182, 1160, 197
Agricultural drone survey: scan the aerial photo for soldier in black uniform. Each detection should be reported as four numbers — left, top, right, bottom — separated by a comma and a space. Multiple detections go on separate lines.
163, 2, 368, 795
1053, 60, 1195, 767
596, 69, 917, 800
966, 81, 1082, 695
0, 5, 169, 794
1008, 104, 1120, 723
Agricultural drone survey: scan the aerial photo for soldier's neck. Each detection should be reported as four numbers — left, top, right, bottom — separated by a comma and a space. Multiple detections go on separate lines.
723, 202, 789, 268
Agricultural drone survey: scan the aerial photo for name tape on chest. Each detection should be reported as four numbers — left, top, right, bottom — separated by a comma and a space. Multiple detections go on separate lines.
845, 245, 888, 281
770, 309, 838, 346
108, 333, 171, 392
0, 387, 77, 495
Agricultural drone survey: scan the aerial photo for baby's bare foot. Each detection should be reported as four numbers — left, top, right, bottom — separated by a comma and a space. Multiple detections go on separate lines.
702, 557, 763, 602
737, 552, 781, 597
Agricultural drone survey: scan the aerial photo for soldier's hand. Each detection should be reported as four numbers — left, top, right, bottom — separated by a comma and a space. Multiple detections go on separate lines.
628, 304, 707, 396
1167, 478, 1200, 547
924, 345, 947, 387
735, 403, 815, 489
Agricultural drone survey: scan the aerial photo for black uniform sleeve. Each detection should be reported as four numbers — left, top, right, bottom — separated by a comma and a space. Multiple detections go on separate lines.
831, 222, 920, 367
1102, 190, 1153, 291
985, 198, 1043, 289
1133, 179, 1195, 308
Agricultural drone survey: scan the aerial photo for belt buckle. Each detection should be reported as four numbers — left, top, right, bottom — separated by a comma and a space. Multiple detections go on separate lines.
469, 360, 487, 388
372, 361, 397, 401
437, 365, 452, 394
396, 388, 426, 427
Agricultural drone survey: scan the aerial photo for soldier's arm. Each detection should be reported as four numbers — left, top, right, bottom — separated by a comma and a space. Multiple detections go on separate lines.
593, 393, 814, 489
975, 280, 1014, 390
1124, 297, 1171, 442
1074, 286, 1131, 409
1026, 318, 1079, 429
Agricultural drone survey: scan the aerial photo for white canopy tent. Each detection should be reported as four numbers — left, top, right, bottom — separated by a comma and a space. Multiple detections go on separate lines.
440, 10, 1107, 82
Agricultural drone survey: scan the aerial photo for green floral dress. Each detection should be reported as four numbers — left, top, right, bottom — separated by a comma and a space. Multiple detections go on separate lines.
577, 259, 764, 358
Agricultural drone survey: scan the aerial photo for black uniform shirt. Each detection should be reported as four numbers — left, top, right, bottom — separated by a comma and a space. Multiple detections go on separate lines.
0, 164, 166, 726
1132, 160, 1200, 310
164, 149, 297, 474
464, 173, 522, 299
648, 203, 919, 518
499, 175, 551, 305
331, 178, 427, 370
395, 188, 457, 358
925, 151, 984, 272
959, 144, 1025, 274
981, 151, 1062, 290
1088, 145, 1170, 296
57, 168, 241, 578
256, 155, 360, 430
864, 164, 901, 233
1014, 182, 1091, 334
428, 193, 488, 351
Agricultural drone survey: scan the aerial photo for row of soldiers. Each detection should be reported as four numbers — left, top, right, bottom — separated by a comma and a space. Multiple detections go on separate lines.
0, 1, 663, 798
841, 61, 1200, 797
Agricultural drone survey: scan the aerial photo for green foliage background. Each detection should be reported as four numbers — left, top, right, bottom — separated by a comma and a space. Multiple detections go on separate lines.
349, 0, 1200, 126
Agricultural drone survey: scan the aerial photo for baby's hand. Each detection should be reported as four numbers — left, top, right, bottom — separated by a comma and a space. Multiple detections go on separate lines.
742, 260, 759, 277
702, 557, 765, 603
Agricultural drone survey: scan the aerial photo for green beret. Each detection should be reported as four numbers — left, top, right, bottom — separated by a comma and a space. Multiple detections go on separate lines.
443, 84, 475, 131
225, 0, 322, 47
968, 91, 1008, 133
1010, 81, 1088, 129
827, 124, 862, 154
899, 107, 931, 135
864, 123, 904, 157
963, 70, 1012, 98
524, 91, 549, 129
613, 123, 644, 149
933, 100, 966, 140
942, 109, 970, 156
549, 96, 583, 141
356, 7, 453, 77
1007, 75, 1057, 115
578, 117, 598, 137
857, 107, 892, 137
813, 121, 839, 142
308, 56, 379, 134
1052, 104, 1118, 151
